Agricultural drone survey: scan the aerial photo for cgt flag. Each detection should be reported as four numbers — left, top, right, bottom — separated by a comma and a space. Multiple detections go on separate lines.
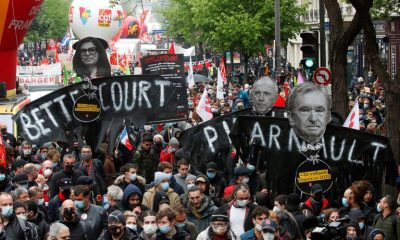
343, 100, 360, 130
120, 127, 133, 151
196, 89, 213, 121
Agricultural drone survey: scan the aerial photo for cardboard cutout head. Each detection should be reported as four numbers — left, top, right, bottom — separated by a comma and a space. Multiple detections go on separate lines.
250, 76, 278, 114
286, 82, 332, 144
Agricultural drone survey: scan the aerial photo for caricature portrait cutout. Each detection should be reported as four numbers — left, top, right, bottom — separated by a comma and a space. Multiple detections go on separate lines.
250, 76, 279, 115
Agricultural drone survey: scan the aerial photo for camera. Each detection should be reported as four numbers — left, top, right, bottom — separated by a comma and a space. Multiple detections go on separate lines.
311, 217, 349, 240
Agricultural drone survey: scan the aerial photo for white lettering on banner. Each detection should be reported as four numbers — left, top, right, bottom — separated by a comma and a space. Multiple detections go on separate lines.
69, 90, 80, 105
288, 129, 302, 152
269, 125, 281, 150
39, 101, 58, 128
99, 83, 110, 111
29, 6, 41, 16
53, 95, 72, 122
111, 82, 123, 111
8, 19, 33, 30
31, 108, 51, 135
204, 126, 218, 153
371, 142, 386, 162
124, 81, 136, 111
155, 80, 170, 107
347, 140, 363, 165
330, 136, 346, 161
321, 137, 328, 159
138, 81, 151, 108
222, 121, 232, 144
249, 122, 266, 147
20, 113, 41, 140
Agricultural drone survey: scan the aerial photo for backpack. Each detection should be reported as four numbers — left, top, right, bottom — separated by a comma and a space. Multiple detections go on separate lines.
16, 216, 40, 240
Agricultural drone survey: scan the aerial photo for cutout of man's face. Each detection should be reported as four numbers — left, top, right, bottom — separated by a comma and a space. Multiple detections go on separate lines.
287, 86, 331, 144
251, 77, 278, 114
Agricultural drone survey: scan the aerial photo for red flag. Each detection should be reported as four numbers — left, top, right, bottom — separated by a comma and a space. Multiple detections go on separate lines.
273, 94, 286, 108
0, 137, 6, 168
119, 53, 127, 70
168, 41, 175, 54
220, 57, 227, 84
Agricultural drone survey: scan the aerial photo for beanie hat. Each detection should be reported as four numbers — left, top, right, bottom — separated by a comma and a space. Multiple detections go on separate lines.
206, 162, 218, 170
154, 172, 169, 186
108, 210, 125, 224
210, 208, 229, 222
186, 175, 196, 183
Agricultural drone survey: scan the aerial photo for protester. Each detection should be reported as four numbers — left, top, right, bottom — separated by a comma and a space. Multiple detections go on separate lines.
48, 222, 70, 240
58, 199, 93, 240
133, 132, 156, 183
98, 210, 138, 240
373, 195, 399, 240
240, 205, 269, 240
197, 207, 238, 240
114, 163, 146, 193
185, 186, 217, 232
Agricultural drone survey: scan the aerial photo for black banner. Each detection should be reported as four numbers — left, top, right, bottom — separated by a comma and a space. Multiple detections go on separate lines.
13, 75, 188, 149
180, 114, 397, 197
141, 54, 188, 120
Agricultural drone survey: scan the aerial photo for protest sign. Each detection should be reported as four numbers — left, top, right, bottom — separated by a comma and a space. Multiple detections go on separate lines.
13, 75, 188, 150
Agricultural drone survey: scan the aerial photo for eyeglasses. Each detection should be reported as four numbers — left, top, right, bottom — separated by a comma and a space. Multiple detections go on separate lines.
79, 47, 97, 56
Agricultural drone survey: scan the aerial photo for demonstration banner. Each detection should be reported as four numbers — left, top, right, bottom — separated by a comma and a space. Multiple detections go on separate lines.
141, 54, 188, 121
181, 114, 397, 197
13, 75, 189, 151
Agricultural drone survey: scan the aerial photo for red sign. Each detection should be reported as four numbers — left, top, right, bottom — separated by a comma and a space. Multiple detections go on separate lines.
313, 67, 332, 86
98, 9, 112, 27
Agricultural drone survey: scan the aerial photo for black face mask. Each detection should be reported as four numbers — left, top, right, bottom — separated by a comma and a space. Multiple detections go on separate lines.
313, 192, 323, 202
64, 165, 73, 173
63, 209, 75, 221
62, 190, 71, 199
108, 225, 123, 235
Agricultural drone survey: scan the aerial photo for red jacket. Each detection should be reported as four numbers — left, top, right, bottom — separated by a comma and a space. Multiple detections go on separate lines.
159, 146, 175, 165
304, 197, 329, 216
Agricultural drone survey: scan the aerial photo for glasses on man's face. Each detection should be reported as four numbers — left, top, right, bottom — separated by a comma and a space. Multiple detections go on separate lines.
79, 47, 97, 56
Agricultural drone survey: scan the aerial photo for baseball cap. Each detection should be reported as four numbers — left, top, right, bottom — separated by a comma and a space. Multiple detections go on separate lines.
59, 178, 72, 189
76, 176, 94, 185
234, 166, 251, 177
262, 218, 278, 233
310, 184, 323, 194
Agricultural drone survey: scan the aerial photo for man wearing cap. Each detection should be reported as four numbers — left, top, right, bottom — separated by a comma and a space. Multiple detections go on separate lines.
185, 186, 217, 232
48, 177, 72, 222
158, 162, 184, 195
12, 159, 26, 176
197, 207, 237, 240
240, 206, 270, 240
206, 162, 227, 207
74, 184, 106, 239
303, 184, 329, 216
261, 218, 279, 240
132, 132, 156, 183
142, 171, 181, 211
49, 154, 83, 199
195, 175, 210, 196
98, 210, 138, 240
59, 199, 94, 240
224, 166, 252, 198
75, 145, 106, 195
6, 172, 29, 192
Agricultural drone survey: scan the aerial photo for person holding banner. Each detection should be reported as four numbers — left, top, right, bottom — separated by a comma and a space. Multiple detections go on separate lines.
72, 37, 111, 79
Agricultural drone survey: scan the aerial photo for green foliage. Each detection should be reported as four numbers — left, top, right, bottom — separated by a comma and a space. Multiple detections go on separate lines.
25, 0, 70, 42
161, 0, 306, 55
370, 0, 400, 19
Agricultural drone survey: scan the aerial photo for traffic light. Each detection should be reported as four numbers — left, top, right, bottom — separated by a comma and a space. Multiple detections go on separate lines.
300, 30, 319, 72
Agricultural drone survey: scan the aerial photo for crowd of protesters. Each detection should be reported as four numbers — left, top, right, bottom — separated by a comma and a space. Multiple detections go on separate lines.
1, 58, 398, 240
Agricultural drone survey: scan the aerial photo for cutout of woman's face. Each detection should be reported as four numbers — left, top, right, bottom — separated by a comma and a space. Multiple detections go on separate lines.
80, 42, 99, 66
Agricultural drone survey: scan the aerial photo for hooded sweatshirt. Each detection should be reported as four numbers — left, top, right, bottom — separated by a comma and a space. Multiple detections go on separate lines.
121, 184, 148, 213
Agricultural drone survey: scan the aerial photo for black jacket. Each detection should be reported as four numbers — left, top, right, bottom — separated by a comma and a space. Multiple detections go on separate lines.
49, 169, 83, 199
75, 158, 107, 194
28, 211, 49, 240
4, 215, 27, 239
59, 217, 94, 240
98, 227, 139, 240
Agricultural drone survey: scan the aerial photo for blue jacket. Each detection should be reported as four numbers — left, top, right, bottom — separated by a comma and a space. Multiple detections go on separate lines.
240, 229, 257, 240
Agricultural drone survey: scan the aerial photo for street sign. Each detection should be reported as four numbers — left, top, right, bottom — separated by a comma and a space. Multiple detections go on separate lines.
313, 67, 332, 86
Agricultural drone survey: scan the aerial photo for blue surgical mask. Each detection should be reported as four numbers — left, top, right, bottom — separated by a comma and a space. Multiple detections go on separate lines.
0, 174, 5, 181
207, 172, 216, 179
75, 200, 85, 210
187, 183, 195, 189
358, 222, 365, 230
53, 162, 58, 168
342, 197, 349, 208
159, 224, 171, 234
376, 204, 382, 212
37, 198, 45, 205
161, 182, 169, 191
1, 206, 13, 217
175, 222, 186, 229
129, 173, 137, 182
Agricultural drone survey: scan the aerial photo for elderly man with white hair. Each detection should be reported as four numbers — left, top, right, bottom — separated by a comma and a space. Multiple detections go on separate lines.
48, 222, 70, 240
105, 185, 124, 214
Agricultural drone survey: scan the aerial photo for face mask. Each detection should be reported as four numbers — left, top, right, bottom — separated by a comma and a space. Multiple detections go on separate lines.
313, 193, 323, 202
23, 149, 32, 156
263, 232, 275, 240
255, 223, 263, 232
241, 177, 249, 184
358, 222, 365, 230
376, 204, 382, 212
53, 162, 59, 168
170, 148, 177, 152
75, 200, 85, 210
176, 222, 186, 229
143, 224, 157, 235
207, 172, 216, 179
129, 173, 137, 182
159, 224, 171, 234
0, 174, 5, 181
18, 214, 27, 220
236, 199, 248, 207
37, 198, 45, 205
108, 225, 122, 235
272, 206, 281, 213
364, 104, 369, 108
212, 225, 227, 235
126, 224, 137, 231
81, 153, 92, 161
1, 206, 13, 217
342, 197, 349, 208
161, 182, 169, 191
64, 165, 73, 173
63, 209, 75, 221
40, 154, 47, 160
187, 183, 195, 189
43, 169, 53, 178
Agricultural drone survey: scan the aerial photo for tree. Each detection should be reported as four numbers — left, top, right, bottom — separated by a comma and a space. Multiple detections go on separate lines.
161, 0, 306, 76
25, 0, 70, 42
